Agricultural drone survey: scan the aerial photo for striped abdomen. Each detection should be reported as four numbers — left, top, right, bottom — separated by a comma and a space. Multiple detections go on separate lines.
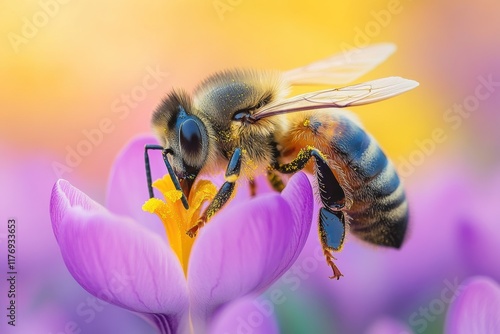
281, 110, 408, 248
328, 111, 408, 248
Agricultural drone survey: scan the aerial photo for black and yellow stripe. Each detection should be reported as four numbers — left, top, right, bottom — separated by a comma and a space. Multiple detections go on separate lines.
329, 113, 408, 248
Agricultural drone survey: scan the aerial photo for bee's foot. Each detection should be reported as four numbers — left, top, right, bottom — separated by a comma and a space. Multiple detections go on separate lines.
186, 225, 199, 238
186, 217, 207, 238
324, 249, 343, 280
328, 263, 344, 280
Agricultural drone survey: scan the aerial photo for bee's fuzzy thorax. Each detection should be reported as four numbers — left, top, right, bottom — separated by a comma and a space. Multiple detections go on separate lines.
190, 68, 289, 177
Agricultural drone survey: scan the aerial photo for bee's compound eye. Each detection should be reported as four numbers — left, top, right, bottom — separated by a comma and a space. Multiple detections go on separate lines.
179, 119, 202, 156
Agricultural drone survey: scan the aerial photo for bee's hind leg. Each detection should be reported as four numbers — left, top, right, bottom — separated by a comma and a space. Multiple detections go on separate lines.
319, 208, 345, 279
273, 146, 346, 279
186, 148, 242, 238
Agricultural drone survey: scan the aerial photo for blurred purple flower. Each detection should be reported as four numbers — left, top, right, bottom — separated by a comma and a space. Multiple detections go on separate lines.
445, 276, 500, 334
49, 135, 313, 333
365, 317, 413, 334
456, 171, 500, 281
1, 144, 154, 334
208, 296, 280, 334
267, 158, 500, 333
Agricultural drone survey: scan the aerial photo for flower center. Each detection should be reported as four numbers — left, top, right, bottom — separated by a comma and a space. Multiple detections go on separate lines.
142, 175, 217, 277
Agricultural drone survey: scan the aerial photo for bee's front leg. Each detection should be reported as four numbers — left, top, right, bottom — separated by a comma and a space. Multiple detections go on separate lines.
186, 148, 242, 238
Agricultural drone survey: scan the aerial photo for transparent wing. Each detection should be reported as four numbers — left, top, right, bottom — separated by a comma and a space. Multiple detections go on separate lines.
251, 77, 419, 121
283, 43, 397, 86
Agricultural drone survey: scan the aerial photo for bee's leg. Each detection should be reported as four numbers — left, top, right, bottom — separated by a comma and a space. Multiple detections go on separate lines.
266, 170, 285, 192
186, 148, 242, 238
249, 177, 257, 197
274, 146, 346, 279
319, 208, 345, 279
273, 146, 345, 209
144, 144, 189, 209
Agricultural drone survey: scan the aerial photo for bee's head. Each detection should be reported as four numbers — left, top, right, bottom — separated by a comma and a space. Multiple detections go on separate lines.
151, 90, 209, 190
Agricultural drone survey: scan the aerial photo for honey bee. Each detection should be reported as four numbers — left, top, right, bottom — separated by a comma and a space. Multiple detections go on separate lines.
145, 43, 418, 279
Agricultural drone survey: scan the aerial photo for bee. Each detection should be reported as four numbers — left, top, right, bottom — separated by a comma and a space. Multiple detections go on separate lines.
145, 43, 418, 279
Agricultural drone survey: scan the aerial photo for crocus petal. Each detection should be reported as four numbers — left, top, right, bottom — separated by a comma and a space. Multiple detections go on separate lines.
50, 180, 188, 323
50, 178, 104, 241
106, 135, 167, 236
230, 174, 277, 202
208, 296, 280, 334
278, 172, 315, 272
365, 317, 413, 334
445, 276, 500, 334
188, 172, 313, 321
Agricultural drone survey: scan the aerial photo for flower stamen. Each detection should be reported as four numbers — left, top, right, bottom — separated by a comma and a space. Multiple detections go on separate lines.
142, 175, 217, 276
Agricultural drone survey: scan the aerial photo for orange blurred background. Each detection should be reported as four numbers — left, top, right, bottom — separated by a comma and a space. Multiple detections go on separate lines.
1, 0, 439, 196
2, 0, 497, 200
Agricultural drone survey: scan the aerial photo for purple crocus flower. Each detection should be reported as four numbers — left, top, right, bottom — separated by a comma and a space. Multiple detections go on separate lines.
445, 276, 500, 334
49, 135, 313, 333
2, 147, 155, 333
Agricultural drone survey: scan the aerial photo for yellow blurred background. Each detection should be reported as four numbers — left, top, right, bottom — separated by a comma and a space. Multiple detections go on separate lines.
1, 0, 450, 192
3, 0, 499, 190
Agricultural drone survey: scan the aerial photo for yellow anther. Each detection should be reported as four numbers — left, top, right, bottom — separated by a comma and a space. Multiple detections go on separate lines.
142, 175, 217, 277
